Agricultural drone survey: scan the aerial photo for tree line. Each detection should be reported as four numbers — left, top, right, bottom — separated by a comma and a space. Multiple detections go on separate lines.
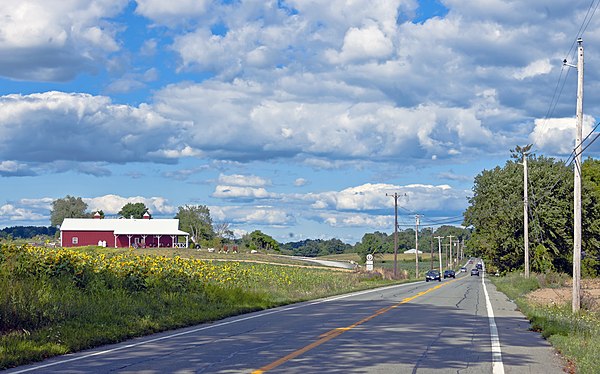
0, 226, 58, 240
463, 150, 600, 276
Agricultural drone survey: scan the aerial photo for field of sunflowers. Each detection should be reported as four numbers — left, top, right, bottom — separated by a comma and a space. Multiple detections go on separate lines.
0, 244, 397, 369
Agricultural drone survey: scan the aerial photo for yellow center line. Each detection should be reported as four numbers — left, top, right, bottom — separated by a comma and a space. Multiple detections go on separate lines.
252, 278, 458, 373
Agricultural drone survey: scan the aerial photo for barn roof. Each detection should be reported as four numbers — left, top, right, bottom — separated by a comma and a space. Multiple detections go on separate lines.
60, 218, 189, 236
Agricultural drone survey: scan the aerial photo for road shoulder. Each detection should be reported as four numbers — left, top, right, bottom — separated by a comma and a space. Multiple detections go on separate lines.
484, 278, 567, 373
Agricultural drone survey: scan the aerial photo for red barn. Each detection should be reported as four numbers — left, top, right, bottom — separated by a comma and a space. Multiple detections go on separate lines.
60, 216, 189, 248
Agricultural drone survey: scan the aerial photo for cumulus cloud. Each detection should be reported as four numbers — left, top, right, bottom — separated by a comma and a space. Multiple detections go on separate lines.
530, 116, 596, 155
0, 161, 36, 177
218, 174, 271, 187
212, 186, 276, 200
306, 183, 469, 213
321, 212, 391, 229
294, 178, 308, 187
0, 91, 187, 164
84, 194, 178, 215
134, 0, 210, 26
209, 205, 293, 226
0, 0, 126, 81
513, 59, 552, 80
0, 203, 46, 222
325, 22, 394, 64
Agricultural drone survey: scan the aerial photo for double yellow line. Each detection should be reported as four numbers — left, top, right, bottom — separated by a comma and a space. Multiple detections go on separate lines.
252, 279, 455, 373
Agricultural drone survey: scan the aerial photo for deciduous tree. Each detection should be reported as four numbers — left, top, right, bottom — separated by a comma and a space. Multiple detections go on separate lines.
175, 205, 215, 245
118, 202, 149, 219
50, 195, 89, 227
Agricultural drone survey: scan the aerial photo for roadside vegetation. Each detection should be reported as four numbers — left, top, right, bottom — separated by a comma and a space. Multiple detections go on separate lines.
0, 243, 403, 370
490, 272, 600, 374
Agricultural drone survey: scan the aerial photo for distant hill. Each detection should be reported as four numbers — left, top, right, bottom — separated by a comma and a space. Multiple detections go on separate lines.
280, 238, 353, 257
0, 226, 58, 239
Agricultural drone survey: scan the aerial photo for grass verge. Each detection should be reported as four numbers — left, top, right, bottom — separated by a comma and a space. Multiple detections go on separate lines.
490, 273, 600, 374
0, 244, 403, 369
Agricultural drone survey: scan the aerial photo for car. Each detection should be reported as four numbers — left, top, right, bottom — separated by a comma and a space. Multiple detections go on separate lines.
443, 269, 456, 279
471, 268, 480, 276
460, 266, 467, 272
425, 269, 441, 282
476, 263, 483, 270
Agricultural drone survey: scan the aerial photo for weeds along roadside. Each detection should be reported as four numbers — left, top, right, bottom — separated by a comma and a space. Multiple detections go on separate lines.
490, 272, 600, 374
0, 244, 402, 369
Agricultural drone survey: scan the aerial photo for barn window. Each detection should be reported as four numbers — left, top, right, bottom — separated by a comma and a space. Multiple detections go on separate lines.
72, 237, 79, 245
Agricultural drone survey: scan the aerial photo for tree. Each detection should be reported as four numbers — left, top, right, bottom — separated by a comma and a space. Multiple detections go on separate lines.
581, 158, 600, 276
463, 152, 573, 274
355, 231, 390, 263
244, 230, 279, 251
214, 222, 234, 241
175, 205, 215, 245
50, 195, 89, 227
118, 202, 148, 219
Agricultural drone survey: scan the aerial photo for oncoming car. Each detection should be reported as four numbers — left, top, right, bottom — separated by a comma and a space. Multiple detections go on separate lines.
425, 269, 441, 282
443, 270, 456, 279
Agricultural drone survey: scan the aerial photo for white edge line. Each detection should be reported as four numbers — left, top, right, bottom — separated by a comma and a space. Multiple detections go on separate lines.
9, 281, 418, 373
482, 268, 505, 374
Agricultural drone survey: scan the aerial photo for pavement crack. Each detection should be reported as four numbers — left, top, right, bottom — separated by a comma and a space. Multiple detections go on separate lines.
455, 284, 470, 309
411, 329, 443, 374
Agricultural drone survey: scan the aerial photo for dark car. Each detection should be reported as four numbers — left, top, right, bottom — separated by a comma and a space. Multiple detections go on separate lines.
443, 269, 456, 279
471, 268, 480, 276
425, 269, 441, 282
476, 263, 483, 270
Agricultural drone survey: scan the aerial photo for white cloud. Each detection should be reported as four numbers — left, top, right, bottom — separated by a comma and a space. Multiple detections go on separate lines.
321, 212, 391, 229
530, 116, 596, 155
218, 174, 271, 187
212, 186, 276, 200
0, 0, 126, 81
513, 59, 552, 80
294, 178, 308, 187
84, 194, 177, 215
134, 0, 210, 26
208, 205, 293, 226
326, 22, 394, 64
0, 91, 187, 164
0, 204, 46, 221
306, 183, 469, 213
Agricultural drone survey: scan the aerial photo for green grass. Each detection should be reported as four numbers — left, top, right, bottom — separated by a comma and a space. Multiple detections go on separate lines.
490, 273, 600, 373
0, 244, 405, 369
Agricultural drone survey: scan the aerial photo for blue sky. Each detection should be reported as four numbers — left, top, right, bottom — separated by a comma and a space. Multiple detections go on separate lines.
2, 0, 600, 244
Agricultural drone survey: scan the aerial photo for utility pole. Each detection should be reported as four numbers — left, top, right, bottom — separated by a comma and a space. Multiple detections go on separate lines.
522, 146, 531, 278
386, 193, 400, 278
435, 236, 443, 274
415, 214, 421, 278
573, 38, 584, 312
430, 228, 434, 270
564, 39, 584, 312
447, 235, 455, 269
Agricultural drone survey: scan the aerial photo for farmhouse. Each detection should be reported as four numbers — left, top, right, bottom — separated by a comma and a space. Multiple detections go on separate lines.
60, 214, 190, 248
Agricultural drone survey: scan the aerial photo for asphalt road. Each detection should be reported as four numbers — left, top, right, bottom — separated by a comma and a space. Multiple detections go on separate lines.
6, 270, 565, 373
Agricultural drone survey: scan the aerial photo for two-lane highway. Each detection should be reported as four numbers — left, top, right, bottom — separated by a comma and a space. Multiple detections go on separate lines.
6, 271, 565, 373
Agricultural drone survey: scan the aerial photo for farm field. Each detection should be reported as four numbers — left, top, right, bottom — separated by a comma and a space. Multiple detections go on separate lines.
0, 244, 405, 369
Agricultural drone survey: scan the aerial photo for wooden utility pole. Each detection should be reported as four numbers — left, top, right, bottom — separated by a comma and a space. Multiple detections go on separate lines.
386, 193, 400, 278
430, 228, 434, 270
447, 235, 455, 269
564, 38, 584, 312
573, 38, 584, 312
435, 236, 443, 274
523, 148, 530, 278
415, 215, 421, 278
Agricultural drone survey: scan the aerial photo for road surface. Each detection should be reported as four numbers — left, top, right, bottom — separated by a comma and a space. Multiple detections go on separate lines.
6, 270, 565, 373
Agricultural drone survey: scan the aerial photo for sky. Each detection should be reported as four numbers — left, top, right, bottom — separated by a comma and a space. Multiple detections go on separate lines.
2, 0, 600, 244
